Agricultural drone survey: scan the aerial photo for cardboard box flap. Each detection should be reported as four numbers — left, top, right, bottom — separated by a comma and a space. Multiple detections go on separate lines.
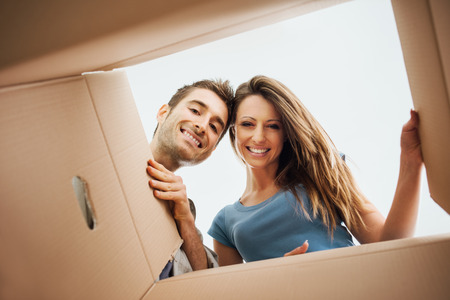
392, 0, 450, 214
0, 73, 158, 299
83, 71, 181, 279
0, 0, 348, 87
144, 234, 450, 299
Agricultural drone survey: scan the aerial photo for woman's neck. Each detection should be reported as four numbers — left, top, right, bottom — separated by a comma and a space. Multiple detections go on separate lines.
240, 165, 280, 207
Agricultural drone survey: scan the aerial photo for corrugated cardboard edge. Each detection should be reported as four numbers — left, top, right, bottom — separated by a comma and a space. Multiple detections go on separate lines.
391, 0, 450, 213
144, 233, 450, 299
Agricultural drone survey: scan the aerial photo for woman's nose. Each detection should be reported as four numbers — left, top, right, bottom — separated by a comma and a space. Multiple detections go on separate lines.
252, 126, 266, 143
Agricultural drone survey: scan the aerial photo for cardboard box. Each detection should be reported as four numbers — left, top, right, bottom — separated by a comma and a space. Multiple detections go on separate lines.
144, 234, 450, 299
0, 71, 180, 299
0, 0, 449, 299
392, 0, 450, 213
0, 0, 347, 87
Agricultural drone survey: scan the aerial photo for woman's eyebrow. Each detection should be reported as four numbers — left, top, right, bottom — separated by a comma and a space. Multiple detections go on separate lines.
239, 116, 281, 123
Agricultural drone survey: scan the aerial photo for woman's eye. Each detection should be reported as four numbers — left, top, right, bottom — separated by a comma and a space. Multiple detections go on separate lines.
268, 124, 280, 129
241, 122, 253, 127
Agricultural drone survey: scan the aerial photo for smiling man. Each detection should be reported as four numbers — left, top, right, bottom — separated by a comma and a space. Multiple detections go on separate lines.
148, 79, 234, 279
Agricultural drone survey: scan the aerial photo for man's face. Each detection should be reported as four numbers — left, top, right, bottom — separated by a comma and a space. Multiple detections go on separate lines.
155, 88, 228, 168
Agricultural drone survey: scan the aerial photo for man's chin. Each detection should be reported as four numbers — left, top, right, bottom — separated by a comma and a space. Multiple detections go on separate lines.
178, 159, 202, 168
178, 154, 210, 167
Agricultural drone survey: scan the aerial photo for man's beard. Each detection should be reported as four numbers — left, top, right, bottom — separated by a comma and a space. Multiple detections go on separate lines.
156, 125, 204, 168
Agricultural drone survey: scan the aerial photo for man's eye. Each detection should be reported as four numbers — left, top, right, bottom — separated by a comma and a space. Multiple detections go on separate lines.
190, 108, 200, 115
210, 123, 218, 133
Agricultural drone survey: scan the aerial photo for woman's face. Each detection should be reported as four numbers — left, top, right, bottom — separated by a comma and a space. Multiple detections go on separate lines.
233, 95, 285, 173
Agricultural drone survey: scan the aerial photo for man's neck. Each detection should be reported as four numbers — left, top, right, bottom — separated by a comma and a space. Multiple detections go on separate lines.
150, 140, 180, 172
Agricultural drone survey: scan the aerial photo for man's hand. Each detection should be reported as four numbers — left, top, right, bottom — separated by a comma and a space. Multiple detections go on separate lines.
284, 240, 309, 257
147, 158, 208, 270
147, 159, 193, 222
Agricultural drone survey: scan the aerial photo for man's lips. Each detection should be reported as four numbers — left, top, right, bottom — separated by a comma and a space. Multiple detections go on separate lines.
181, 129, 202, 148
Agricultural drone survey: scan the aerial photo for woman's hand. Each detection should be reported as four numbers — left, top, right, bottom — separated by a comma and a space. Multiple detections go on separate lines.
147, 159, 193, 222
400, 110, 423, 167
284, 240, 309, 257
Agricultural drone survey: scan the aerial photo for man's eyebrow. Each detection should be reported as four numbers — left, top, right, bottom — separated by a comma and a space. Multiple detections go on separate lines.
188, 100, 225, 129
188, 99, 207, 109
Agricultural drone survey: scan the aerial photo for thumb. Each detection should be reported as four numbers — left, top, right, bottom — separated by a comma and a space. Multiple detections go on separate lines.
284, 240, 309, 257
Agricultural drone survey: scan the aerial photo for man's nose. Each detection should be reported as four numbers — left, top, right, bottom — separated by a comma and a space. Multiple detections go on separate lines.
194, 118, 208, 134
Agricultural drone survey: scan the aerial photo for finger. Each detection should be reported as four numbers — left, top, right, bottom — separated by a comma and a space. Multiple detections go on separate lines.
147, 165, 175, 182
148, 158, 169, 173
153, 189, 186, 202
149, 178, 184, 192
403, 109, 419, 132
284, 240, 309, 257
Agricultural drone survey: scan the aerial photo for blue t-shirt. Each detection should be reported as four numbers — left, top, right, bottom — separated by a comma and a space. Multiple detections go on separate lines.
208, 186, 354, 262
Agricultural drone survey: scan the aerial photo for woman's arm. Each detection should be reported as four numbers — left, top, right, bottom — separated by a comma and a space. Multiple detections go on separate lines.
352, 110, 423, 243
213, 239, 243, 266
379, 110, 423, 240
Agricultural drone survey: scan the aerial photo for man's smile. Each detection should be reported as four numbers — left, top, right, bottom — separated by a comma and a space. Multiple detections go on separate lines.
181, 129, 202, 148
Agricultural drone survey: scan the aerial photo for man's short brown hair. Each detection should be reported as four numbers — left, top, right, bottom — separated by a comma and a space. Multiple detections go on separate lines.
156, 79, 234, 142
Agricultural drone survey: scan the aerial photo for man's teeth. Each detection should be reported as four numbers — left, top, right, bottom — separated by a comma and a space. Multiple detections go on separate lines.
248, 147, 269, 154
183, 131, 200, 147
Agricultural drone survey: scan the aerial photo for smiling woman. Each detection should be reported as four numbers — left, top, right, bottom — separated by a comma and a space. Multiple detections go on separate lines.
207, 75, 424, 265
126, 0, 450, 251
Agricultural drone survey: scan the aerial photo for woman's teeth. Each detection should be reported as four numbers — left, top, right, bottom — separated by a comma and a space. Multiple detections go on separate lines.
248, 147, 269, 154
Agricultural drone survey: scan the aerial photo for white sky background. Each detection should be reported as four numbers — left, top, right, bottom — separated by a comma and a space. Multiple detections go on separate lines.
126, 0, 450, 249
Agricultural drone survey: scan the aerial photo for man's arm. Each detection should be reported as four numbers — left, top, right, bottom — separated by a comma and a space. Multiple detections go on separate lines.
147, 159, 207, 270
175, 215, 207, 270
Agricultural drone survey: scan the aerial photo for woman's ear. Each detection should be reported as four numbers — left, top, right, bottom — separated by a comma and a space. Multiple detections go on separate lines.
156, 104, 170, 124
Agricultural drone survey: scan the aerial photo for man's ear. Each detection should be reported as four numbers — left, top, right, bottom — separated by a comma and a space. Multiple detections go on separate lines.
156, 104, 170, 124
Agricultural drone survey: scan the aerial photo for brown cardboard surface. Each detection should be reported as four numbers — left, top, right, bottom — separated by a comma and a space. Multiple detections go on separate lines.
392, 0, 450, 214
0, 71, 179, 299
83, 71, 181, 280
0, 0, 348, 87
145, 233, 450, 299
1, 1, 449, 299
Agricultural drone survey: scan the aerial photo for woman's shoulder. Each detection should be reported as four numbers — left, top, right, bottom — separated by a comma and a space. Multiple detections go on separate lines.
280, 184, 308, 198
214, 200, 240, 216
278, 184, 312, 210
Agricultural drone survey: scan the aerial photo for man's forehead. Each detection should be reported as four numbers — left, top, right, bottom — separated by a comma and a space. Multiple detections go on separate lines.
181, 89, 228, 120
